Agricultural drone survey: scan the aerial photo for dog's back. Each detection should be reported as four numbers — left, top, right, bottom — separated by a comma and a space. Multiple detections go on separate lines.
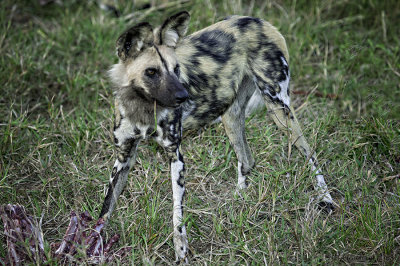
176, 16, 289, 129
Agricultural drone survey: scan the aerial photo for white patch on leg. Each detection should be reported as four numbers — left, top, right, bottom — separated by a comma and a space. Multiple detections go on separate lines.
277, 73, 290, 106
309, 159, 333, 203
277, 56, 291, 106
237, 161, 247, 189
255, 57, 291, 107
109, 160, 129, 183
170, 149, 189, 262
171, 157, 185, 228
155, 126, 173, 147
173, 224, 189, 263
114, 113, 135, 144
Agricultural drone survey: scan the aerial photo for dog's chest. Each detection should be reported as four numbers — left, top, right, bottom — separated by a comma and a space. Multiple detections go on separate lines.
136, 110, 182, 149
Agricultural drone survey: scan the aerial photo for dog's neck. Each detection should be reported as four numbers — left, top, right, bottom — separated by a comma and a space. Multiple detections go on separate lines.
115, 86, 169, 127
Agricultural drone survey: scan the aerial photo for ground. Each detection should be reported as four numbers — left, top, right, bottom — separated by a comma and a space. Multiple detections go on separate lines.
0, 0, 399, 264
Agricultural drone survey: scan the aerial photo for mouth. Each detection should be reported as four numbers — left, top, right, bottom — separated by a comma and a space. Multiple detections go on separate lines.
155, 91, 189, 108
174, 91, 189, 106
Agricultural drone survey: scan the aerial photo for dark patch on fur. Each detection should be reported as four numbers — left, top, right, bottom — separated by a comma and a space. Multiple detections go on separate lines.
176, 155, 185, 188
123, 33, 133, 53
177, 175, 184, 187
262, 49, 288, 83
165, 107, 183, 144
266, 85, 276, 97
149, 129, 159, 138
159, 119, 167, 128
146, 127, 154, 136
117, 137, 139, 163
241, 163, 253, 176
178, 151, 184, 162
234, 17, 262, 32
192, 102, 229, 122
116, 22, 153, 61
260, 90, 290, 115
192, 30, 236, 64
185, 71, 209, 90
188, 57, 200, 67
248, 32, 291, 105
155, 46, 169, 71
179, 60, 235, 127
248, 32, 290, 88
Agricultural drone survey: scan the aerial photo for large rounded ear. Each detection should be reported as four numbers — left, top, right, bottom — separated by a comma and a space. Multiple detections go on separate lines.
157, 11, 190, 47
116, 22, 154, 61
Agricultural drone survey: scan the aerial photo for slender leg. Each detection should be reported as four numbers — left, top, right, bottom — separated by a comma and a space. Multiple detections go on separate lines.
222, 110, 255, 189
157, 112, 189, 263
167, 145, 189, 263
264, 100, 334, 209
222, 78, 256, 189
99, 116, 140, 221
250, 51, 334, 210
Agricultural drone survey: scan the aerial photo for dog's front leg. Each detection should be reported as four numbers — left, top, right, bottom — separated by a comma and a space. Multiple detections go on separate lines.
166, 143, 189, 263
99, 117, 140, 221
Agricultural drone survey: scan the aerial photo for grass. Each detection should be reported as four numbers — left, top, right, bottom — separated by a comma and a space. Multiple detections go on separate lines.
1, 0, 399, 264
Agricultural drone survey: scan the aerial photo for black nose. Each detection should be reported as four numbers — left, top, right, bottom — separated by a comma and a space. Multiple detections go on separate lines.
175, 90, 189, 104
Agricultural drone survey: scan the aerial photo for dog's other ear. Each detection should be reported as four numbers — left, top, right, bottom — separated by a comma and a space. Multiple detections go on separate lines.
116, 22, 153, 61
156, 11, 190, 47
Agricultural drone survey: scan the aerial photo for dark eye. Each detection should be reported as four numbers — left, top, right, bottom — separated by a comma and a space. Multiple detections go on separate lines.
174, 65, 180, 77
145, 68, 157, 76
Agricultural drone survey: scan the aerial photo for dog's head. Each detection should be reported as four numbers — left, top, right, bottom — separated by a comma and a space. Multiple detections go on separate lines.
109, 11, 190, 108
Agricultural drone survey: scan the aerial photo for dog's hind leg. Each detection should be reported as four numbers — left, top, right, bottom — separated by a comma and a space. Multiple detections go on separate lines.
222, 77, 256, 189
266, 101, 333, 208
253, 72, 334, 210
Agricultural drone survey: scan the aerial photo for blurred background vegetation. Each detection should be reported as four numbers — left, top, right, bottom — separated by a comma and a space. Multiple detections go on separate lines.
1, 0, 399, 264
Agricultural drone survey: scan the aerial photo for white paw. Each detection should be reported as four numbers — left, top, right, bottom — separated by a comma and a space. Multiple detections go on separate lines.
237, 161, 249, 190
237, 180, 248, 190
174, 226, 189, 264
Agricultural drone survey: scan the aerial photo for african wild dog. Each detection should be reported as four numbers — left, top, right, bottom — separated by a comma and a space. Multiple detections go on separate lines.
99, 11, 334, 263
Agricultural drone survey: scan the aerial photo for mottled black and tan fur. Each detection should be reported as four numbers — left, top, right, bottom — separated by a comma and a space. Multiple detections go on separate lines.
99, 11, 334, 263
